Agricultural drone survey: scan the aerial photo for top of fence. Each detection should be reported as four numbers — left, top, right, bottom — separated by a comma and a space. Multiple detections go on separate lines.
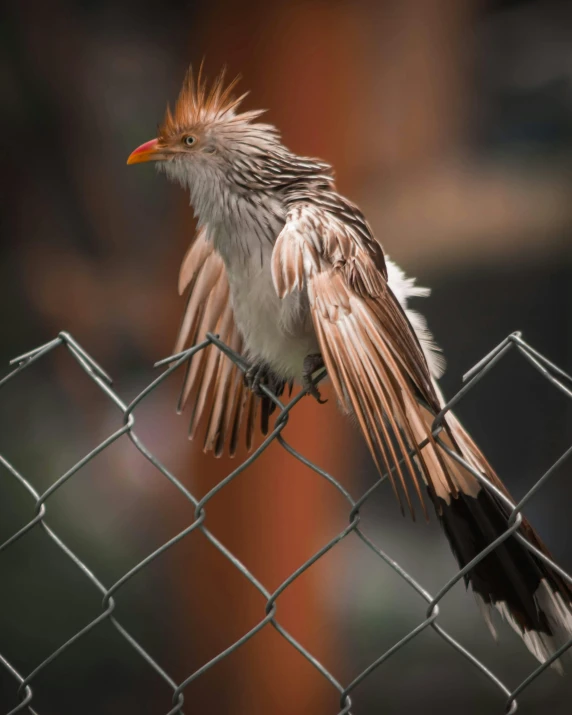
1, 330, 571, 714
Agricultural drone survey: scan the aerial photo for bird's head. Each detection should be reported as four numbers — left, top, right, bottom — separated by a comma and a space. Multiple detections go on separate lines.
127, 65, 280, 193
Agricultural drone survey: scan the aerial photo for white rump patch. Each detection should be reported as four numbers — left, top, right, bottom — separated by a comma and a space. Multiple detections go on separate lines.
386, 259, 446, 379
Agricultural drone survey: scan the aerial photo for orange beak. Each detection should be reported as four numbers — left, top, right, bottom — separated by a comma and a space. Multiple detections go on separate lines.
127, 138, 162, 165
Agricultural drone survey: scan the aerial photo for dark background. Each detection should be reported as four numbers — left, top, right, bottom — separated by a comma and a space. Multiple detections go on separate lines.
1, 0, 572, 713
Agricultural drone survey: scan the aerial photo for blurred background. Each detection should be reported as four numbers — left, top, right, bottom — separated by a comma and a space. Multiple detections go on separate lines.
1, 0, 572, 712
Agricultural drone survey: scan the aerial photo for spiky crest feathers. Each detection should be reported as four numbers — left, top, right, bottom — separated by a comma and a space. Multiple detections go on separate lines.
159, 63, 270, 141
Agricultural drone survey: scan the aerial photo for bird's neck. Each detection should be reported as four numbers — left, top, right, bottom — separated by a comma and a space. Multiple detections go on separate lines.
187, 169, 287, 262
212, 188, 286, 266
162, 151, 335, 260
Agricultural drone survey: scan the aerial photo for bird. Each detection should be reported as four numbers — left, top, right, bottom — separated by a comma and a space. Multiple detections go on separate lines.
127, 64, 572, 669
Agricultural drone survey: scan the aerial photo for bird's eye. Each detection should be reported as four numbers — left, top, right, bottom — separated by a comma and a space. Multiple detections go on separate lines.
184, 135, 197, 147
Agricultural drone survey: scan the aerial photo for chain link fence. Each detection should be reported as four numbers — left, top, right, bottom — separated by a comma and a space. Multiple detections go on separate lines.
0, 330, 571, 714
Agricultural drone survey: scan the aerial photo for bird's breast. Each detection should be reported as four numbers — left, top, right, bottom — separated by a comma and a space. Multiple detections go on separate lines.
216, 227, 318, 379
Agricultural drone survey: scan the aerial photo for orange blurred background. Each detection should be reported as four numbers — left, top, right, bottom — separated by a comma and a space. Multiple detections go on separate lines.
1, 0, 572, 713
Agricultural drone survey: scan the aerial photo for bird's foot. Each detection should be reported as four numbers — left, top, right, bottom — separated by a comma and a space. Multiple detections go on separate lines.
244, 361, 270, 396
302, 354, 327, 404
244, 361, 284, 398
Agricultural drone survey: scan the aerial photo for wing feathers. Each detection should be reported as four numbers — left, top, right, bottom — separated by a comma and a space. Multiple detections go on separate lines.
188, 300, 234, 440
272, 201, 476, 518
175, 229, 261, 455
174, 252, 223, 354
271, 226, 308, 298
178, 225, 215, 296
310, 273, 431, 518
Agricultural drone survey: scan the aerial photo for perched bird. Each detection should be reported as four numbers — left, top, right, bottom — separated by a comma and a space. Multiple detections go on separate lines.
128, 65, 572, 668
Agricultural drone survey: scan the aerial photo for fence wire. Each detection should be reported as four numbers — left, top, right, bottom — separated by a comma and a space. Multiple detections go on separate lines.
1, 330, 572, 714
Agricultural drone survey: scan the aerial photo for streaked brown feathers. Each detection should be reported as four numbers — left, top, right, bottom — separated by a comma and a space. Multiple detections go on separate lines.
272, 201, 482, 519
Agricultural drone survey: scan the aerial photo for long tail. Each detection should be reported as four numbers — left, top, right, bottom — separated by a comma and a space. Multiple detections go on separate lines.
419, 390, 572, 669
384, 260, 572, 667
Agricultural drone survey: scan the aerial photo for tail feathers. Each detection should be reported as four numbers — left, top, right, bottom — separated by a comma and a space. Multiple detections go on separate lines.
434, 411, 572, 670
494, 584, 572, 673
474, 589, 572, 675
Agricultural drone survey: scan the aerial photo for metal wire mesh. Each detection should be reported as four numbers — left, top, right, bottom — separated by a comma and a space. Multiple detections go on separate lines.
1, 329, 571, 714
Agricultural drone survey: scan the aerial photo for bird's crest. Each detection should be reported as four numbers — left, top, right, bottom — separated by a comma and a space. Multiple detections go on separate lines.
159, 62, 266, 139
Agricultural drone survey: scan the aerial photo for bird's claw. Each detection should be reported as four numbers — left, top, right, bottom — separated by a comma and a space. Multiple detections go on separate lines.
303, 376, 327, 403
244, 362, 269, 396
302, 354, 327, 404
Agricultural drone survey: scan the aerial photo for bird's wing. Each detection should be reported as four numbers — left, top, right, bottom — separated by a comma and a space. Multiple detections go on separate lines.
175, 226, 261, 456
271, 201, 480, 519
